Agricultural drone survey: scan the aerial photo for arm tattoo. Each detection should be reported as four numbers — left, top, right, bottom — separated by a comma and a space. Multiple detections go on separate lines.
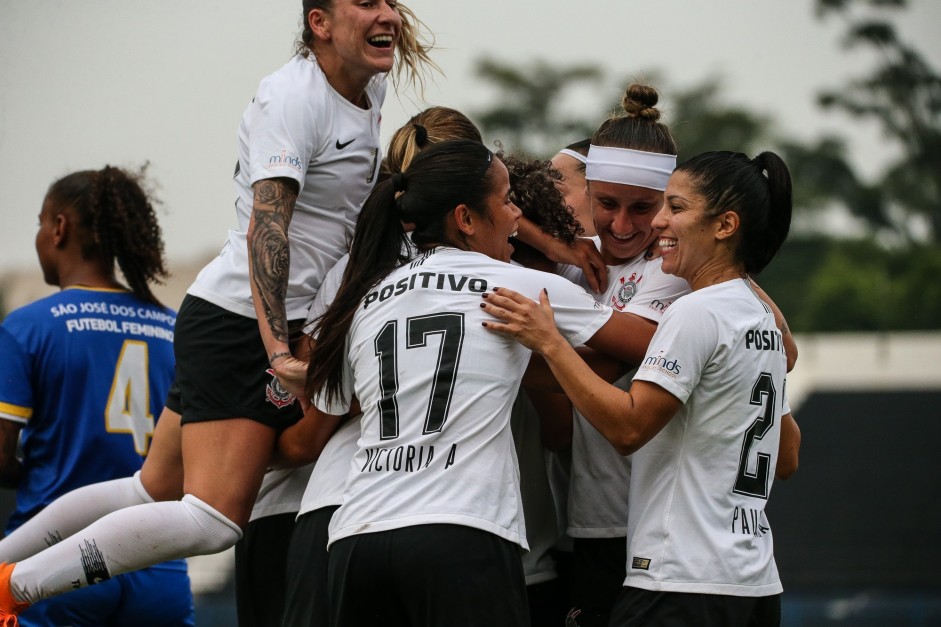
250, 179, 297, 343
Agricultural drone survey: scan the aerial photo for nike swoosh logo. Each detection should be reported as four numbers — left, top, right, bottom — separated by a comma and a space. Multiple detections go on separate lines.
336, 138, 355, 150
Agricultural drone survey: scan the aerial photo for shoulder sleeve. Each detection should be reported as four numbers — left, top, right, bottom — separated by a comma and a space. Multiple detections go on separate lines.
248, 60, 329, 187
623, 260, 690, 323
632, 295, 719, 404
558, 263, 586, 287
0, 326, 34, 424
539, 272, 613, 347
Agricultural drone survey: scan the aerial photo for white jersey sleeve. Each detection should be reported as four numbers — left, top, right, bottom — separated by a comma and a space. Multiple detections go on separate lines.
246, 63, 327, 189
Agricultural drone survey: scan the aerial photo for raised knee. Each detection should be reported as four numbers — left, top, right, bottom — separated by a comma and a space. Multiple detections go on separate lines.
180, 494, 243, 555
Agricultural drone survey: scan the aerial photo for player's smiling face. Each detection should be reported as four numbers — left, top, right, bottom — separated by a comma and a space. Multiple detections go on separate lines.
473, 159, 522, 263
315, 0, 401, 79
653, 170, 720, 286
589, 180, 662, 265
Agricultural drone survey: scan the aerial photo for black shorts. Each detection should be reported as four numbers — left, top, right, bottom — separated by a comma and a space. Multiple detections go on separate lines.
282, 505, 340, 627
609, 587, 781, 627
526, 576, 569, 627
166, 295, 303, 429
234, 512, 297, 627
569, 536, 628, 626
327, 524, 530, 627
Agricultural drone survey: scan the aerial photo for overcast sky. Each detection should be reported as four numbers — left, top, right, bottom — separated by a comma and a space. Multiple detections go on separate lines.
1, 0, 939, 274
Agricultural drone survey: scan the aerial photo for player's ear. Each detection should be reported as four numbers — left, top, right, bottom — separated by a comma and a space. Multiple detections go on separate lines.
308, 8, 330, 41
453, 204, 476, 236
714, 210, 740, 241
52, 211, 70, 248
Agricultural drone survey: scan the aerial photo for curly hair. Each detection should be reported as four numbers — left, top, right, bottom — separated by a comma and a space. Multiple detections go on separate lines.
499, 151, 583, 245
45, 164, 168, 306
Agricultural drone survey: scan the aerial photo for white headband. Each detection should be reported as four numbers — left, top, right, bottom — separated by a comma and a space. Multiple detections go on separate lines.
557, 148, 587, 164
586, 145, 676, 191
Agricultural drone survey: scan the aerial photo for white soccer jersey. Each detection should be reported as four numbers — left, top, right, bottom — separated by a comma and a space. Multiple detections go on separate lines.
321, 247, 613, 549
249, 465, 315, 522
189, 54, 386, 319
298, 417, 361, 516
626, 279, 787, 596
560, 240, 690, 537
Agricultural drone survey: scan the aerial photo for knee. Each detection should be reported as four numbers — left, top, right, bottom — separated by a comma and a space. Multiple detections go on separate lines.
181, 494, 243, 555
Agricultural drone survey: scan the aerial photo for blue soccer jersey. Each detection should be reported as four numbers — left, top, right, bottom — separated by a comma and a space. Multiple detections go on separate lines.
0, 287, 176, 530
2, 287, 193, 625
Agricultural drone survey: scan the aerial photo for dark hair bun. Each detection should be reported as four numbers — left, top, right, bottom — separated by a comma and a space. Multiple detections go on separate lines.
621, 84, 661, 122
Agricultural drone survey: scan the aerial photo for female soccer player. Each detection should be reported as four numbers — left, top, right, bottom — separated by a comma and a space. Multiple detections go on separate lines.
303, 139, 661, 626
277, 105, 485, 627
0, 1, 435, 620
483, 150, 798, 626
0, 167, 194, 626
556, 84, 690, 627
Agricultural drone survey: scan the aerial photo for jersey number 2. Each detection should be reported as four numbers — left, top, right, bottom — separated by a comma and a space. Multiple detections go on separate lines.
374, 313, 465, 440
105, 340, 155, 455
732, 372, 777, 499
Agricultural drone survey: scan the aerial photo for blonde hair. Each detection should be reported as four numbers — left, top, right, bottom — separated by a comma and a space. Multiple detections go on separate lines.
392, 4, 439, 95
385, 106, 481, 174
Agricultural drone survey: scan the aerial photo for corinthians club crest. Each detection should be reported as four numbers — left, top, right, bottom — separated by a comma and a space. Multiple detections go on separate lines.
611, 272, 642, 311
265, 368, 297, 409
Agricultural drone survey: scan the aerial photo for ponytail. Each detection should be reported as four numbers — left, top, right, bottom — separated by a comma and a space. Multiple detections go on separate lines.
676, 150, 792, 274
46, 165, 167, 306
307, 177, 410, 403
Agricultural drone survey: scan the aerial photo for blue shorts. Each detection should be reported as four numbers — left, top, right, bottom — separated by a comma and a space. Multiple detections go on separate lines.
18, 562, 194, 627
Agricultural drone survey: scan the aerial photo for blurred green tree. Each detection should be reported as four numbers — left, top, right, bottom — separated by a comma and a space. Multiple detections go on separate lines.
469, 0, 941, 330
472, 57, 603, 157
816, 0, 941, 243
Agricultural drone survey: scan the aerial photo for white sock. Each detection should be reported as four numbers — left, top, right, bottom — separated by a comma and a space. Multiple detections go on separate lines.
0, 472, 153, 562
10, 494, 242, 604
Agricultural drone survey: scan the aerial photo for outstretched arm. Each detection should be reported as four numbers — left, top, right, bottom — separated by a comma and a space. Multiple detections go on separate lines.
247, 177, 307, 398
482, 288, 680, 455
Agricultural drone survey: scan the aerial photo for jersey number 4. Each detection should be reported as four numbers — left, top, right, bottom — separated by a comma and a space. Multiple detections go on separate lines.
374, 313, 465, 440
732, 372, 777, 500
105, 340, 155, 455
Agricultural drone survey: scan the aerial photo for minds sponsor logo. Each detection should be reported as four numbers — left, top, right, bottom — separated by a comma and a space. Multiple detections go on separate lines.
641, 350, 681, 377
266, 149, 303, 173
648, 298, 672, 313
